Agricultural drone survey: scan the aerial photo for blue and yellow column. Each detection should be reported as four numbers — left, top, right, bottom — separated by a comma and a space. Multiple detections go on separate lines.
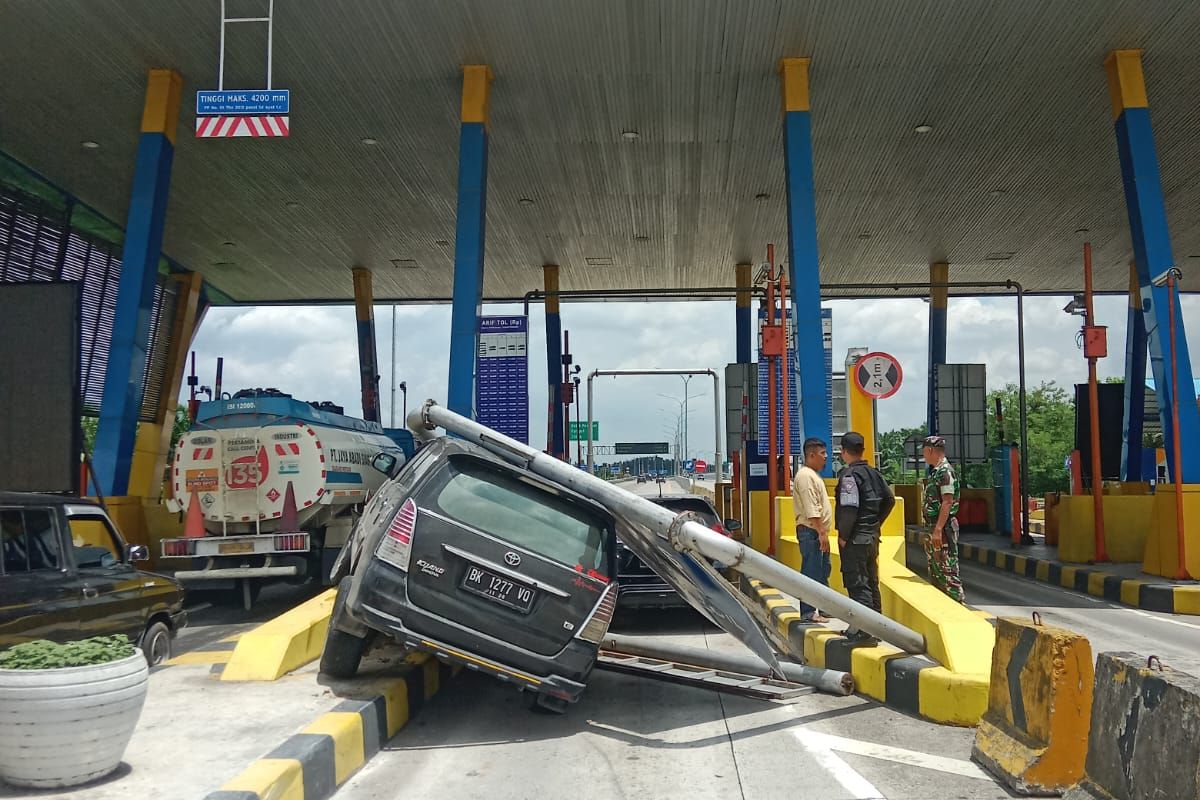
93, 69, 183, 497
779, 57, 832, 476
352, 267, 381, 423
447, 65, 493, 418
544, 264, 565, 459
1106, 49, 1200, 483
927, 262, 949, 434
127, 270, 206, 500
736, 263, 753, 364
1121, 262, 1148, 481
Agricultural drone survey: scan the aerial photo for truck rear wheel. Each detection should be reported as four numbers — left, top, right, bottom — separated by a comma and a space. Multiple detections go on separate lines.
320, 578, 370, 679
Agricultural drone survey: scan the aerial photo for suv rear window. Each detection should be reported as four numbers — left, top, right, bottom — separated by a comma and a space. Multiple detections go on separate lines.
434, 457, 610, 574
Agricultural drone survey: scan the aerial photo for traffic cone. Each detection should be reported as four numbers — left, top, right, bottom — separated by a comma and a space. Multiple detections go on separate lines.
184, 489, 205, 538
280, 481, 299, 533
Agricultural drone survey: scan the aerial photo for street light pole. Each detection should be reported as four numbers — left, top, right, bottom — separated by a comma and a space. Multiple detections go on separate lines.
680, 374, 694, 461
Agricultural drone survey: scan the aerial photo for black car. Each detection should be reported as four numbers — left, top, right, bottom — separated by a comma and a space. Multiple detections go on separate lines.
616, 494, 739, 610
322, 437, 619, 713
0, 492, 188, 665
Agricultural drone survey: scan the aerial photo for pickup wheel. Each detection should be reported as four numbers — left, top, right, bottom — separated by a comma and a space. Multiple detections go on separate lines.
320, 578, 370, 679
141, 621, 172, 666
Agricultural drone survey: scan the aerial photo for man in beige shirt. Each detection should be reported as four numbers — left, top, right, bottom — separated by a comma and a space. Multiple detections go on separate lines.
793, 437, 833, 623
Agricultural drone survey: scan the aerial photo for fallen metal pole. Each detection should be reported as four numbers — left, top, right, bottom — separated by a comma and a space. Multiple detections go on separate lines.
602, 633, 853, 695
409, 401, 926, 656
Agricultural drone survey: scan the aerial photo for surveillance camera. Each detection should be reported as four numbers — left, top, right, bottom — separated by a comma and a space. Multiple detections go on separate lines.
1151, 267, 1182, 288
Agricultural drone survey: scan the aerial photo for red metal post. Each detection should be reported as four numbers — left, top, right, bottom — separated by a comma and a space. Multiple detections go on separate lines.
1167, 272, 1192, 579
765, 244, 778, 556
1083, 242, 1108, 561
779, 269, 793, 491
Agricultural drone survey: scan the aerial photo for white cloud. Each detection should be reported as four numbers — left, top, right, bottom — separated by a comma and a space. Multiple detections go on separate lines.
187, 294, 1200, 461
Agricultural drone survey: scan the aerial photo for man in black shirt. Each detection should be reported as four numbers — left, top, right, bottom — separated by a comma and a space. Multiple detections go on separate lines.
835, 431, 895, 642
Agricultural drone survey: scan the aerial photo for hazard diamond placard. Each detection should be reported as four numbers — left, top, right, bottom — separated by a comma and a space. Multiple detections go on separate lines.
196, 115, 289, 138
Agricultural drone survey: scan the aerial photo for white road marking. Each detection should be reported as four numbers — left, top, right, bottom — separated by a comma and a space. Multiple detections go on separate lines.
794, 729, 885, 799
1126, 608, 1200, 630
795, 729, 993, 781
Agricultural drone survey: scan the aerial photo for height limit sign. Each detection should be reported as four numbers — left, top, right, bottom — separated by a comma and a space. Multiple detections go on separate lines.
853, 352, 903, 399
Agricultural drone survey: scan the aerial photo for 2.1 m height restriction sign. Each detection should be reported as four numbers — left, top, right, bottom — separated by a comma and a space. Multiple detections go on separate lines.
853, 352, 903, 400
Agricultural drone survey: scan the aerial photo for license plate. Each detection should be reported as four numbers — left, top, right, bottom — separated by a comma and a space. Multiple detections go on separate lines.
462, 565, 536, 614
219, 541, 255, 555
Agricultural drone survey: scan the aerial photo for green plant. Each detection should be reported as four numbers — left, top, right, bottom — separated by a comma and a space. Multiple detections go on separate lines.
0, 636, 137, 670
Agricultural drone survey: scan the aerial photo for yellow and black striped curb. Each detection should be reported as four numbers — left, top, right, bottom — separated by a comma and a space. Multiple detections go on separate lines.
204, 656, 455, 800
901, 529, 1200, 616
741, 577, 986, 726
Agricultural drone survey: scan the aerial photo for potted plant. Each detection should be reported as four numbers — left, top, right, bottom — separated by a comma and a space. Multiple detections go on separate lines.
0, 635, 148, 789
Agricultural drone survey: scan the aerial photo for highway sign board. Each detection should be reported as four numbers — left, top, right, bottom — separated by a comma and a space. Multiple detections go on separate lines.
853, 352, 903, 400
614, 442, 669, 454
197, 90, 290, 115
569, 421, 600, 441
476, 316, 529, 444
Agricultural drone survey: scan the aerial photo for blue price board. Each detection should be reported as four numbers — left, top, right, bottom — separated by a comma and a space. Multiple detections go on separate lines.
196, 90, 290, 116
475, 316, 529, 444
757, 307, 833, 455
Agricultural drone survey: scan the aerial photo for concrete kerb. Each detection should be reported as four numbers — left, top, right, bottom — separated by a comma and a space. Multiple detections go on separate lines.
206, 655, 457, 800
904, 528, 1200, 616
972, 617, 1095, 795
742, 578, 988, 726
1064, 652, 1200, 800
221, 589, 336, 682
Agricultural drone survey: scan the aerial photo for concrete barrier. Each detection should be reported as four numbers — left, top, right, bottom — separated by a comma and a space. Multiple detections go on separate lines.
972, 617, 1094, 795
207, 656, 454, 800
221, 589, 336, 682
1064, 652, 1200, 800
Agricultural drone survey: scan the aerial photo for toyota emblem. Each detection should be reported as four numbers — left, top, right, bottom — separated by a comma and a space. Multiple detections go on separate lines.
504, 551, 521, 567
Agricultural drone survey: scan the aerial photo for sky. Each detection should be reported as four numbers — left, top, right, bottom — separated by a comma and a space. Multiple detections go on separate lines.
186, 294, 1200, 465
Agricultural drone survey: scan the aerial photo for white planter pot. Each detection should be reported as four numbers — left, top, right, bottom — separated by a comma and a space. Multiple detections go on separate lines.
0, 651, 149, 789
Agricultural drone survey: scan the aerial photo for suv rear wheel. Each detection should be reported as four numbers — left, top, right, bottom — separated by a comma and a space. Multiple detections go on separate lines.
320, 577, 371, 679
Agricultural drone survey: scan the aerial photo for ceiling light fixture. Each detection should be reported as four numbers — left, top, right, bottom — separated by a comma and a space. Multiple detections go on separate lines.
634, 235, 650, 242
754, 193, 770, 201
360, 137, 379, 146
390, 258, 419, 269
914, 124, 933, 134
518, 198, 536, 207
221, 241, 235, 248
621, 130, 640, 141
80, 141, 100, 150
285, 201, 301, 209
435, 239, 450, 247
1075, 227, 1090, 235
989, 189, 1005, 198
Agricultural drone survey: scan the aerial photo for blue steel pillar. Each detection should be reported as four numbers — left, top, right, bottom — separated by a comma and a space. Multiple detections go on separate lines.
1106, 49, 1200, 482
779, 58, 832, 475
736, 263, 752, 364
1121, 262, 1148, 481
544, 264, 566, 458
352, 267, 381, 423
927, 262, 949, 434
447, 65, 493, 418
92, 69, 183, 497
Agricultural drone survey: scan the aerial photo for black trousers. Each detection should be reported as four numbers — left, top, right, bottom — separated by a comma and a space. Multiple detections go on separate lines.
840, 538, 881, 613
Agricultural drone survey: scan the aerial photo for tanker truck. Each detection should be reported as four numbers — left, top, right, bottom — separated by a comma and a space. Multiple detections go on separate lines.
161, 391, 408, 609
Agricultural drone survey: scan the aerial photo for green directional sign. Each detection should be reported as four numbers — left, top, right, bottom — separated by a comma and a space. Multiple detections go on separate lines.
614, 442, 670, 455
568, 421, 599, 441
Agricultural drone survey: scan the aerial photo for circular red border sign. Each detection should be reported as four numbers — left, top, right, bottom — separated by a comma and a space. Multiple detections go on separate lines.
853, 351, 903, 400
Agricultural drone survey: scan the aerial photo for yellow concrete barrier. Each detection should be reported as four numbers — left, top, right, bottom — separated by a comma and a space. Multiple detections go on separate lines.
221, 589, 336, 681
972, 617, 1094, 795
1058, 494, 1154, 563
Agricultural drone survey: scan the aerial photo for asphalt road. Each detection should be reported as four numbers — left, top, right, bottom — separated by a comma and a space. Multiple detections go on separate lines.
339, 479, 1011, 800
171, 580, 324, 657
905, 544, 1200, 675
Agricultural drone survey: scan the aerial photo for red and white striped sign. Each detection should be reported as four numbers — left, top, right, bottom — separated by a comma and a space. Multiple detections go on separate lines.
195, 115, 290, 138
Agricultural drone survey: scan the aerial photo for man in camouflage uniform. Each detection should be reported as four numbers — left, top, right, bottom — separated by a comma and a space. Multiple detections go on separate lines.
922, 435, 965, 603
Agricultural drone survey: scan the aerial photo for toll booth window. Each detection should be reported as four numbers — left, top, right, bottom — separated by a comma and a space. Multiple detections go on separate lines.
0, 508, 61, 573
68, 517, 122, 569
436, 459, 610, 574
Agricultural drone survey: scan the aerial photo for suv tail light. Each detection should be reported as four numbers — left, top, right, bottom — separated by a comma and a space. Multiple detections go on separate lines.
575, 582, 618, 644
375, 498, 417, 571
